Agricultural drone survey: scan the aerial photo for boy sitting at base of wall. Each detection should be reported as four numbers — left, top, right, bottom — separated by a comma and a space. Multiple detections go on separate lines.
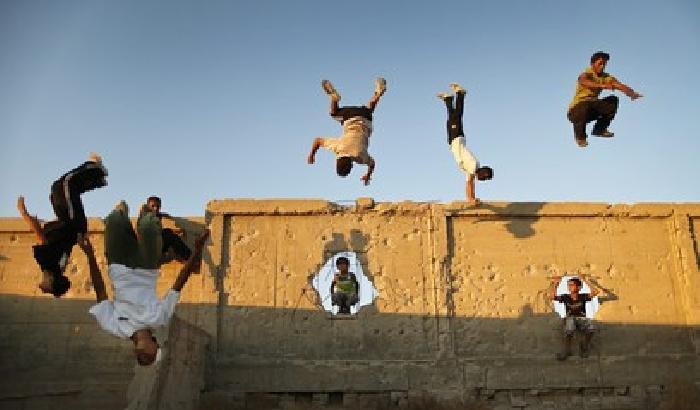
550, 274, 601, 360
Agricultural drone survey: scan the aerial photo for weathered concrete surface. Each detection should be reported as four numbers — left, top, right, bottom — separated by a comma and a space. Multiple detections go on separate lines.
1, 201, 699, 409
0, 216, 211, 410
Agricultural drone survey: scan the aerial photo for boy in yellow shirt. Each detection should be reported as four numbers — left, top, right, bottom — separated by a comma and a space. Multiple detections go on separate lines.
567, 51, 642, 147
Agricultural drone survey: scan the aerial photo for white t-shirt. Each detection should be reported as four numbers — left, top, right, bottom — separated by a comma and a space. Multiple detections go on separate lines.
322, 117, 373, 165
89, 264, 179, 339
450, 136, 479, 176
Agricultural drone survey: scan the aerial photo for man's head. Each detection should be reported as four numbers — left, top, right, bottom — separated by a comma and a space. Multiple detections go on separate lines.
132, 329, 159, 366
590, 51, 610, 75
146, 196, 162, 214
336, 157, 353, 177
567, 278, 582, 295
39, 270, 71, 298
336, 256, 350, 274
476, 166, 493, 181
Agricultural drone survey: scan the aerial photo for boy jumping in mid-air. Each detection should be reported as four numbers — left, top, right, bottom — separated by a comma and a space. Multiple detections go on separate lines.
82, 201, 209, 366
567, 51, 642, 147
550, 274, 602, 360
307, 77, 386, 185
17, 154, 108, 297
437, 83, 493, 205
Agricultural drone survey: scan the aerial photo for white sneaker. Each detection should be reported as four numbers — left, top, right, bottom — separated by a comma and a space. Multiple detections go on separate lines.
375, 77, 387, 95
114, 200, 129, 216
321, 79, 340, 99
88, 152, 102, 165
449, 83, 466, 94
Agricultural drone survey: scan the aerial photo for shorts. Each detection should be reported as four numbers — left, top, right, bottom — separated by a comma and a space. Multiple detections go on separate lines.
563, 316, 596, 335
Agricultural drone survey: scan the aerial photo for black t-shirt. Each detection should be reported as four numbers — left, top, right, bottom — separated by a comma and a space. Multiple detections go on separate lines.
333, 106, 373, 124
554, 293, 592, 317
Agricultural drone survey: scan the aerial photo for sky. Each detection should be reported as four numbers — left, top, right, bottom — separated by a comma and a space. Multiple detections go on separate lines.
1, 0, 698, 218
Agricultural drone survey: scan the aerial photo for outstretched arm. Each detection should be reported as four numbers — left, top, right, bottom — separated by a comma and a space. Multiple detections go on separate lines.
360, 157, 375, 185
307, 138, 325, 164
77, 236, 108, 302
577, 73, 642, 100
466, 174, 480, 206
171, 229, 210, 292
17, 196, 47, 245
610, 79, 642, 100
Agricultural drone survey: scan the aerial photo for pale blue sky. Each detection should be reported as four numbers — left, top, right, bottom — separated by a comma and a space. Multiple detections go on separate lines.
1, 0, 698, 217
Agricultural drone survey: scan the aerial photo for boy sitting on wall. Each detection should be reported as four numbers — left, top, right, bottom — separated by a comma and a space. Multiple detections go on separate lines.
549, 274, 601, 360
330, 257, 359, 314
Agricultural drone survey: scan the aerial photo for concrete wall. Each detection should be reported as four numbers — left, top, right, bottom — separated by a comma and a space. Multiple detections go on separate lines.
1, 200, 699, 409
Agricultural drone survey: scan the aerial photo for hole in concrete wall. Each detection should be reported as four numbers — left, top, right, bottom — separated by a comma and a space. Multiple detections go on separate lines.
552, 275, 600, 319
311, 251, 378, 315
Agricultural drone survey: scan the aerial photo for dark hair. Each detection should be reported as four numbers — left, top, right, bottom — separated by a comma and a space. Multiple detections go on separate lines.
477, 166, 493, 181
136, 351, 157, 366
336, 157, 352, 177
52, 275, 71, 298
568, 278, 582, 287
590, 51, 610, 64
147, 196, 162, 205
336, 256, 350, 266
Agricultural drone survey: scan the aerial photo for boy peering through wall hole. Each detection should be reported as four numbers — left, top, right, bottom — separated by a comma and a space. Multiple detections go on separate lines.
312, 252, 378, 316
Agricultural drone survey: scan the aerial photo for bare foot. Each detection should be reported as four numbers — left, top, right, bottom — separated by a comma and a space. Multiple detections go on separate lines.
18, 196, 47, 244
17, 196, 28, 216
468, 198, 481, 207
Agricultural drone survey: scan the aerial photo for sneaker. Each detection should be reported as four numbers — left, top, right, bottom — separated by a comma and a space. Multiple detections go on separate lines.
449, 83, 466, 94
374, 77, 387, 95
114, 200, 129, 216
576, 138, 589, 147
555, 351, 571, 361
321, 79, 339, 99
436, 92, 450, 101
88, 152, 103, 165
592, 129, 614, 138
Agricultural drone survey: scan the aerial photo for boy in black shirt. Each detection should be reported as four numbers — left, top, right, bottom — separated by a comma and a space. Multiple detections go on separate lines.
17, 154, 108, 297
550, 274, 600, 360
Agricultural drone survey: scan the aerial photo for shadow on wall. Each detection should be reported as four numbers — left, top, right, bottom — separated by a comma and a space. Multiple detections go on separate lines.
161, 217, 208, 263
0, 294, 698, 409
322, 230, 369, 267
476, 202, 546, 239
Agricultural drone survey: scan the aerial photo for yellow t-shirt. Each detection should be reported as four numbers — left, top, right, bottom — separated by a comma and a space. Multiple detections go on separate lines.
568, 67, 617, 112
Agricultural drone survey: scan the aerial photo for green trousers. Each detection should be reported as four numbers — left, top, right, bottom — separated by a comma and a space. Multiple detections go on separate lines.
104, 203, 162, 269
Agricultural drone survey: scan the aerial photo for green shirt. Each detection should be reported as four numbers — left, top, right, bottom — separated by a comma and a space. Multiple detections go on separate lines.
334, 273, 357, 294
568, 67, 617, 112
